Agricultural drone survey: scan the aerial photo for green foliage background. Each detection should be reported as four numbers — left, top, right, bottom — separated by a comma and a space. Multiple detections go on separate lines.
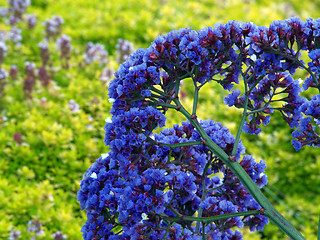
0, 0, 319, 239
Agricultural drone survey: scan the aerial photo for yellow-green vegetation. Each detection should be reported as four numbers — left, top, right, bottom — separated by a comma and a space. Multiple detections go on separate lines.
0, 0, 319, 239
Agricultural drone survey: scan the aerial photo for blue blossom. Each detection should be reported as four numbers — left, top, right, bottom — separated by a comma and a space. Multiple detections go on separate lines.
292, 139, 302, 151
291, 96, 320, 150
308, 49, 320, 75
179, 30, 209, 65
200, 197, 217, 210
306, 18, 320, 37
224, 89, 241, 107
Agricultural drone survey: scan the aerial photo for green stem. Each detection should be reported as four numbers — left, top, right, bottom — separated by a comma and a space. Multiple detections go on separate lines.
231, 92, 248, 156
174, 99, 305, 240
151, 86, 166, 96
151, 93, 165, 99
164, 209, 261, 223
160, 223, 173, 240
163, 148, 173, 168
175, 78, 181, 98
193, 84, 199, 116
154, 101, 177, 109
231, 58, 262, 156
147, 137, 203, 148
248, 106, 268, 114
202, 222, 206, 239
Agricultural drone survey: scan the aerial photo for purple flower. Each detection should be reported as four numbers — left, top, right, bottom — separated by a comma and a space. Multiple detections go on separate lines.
8, 27, 22, 47
39, 41, 50, 66
68, 99, 80, 113
9, 229, 21, 240
43, 15, 64, 40
27, 220, 44, 236
26, 14, 36, 29
8, 0, 31, 22
116, 38, 134, 64
83, 42, 108, 65
100, 67, 114, 84
52, 231, 67, 240
9, 65, 18, 80
56, 34, 72, 68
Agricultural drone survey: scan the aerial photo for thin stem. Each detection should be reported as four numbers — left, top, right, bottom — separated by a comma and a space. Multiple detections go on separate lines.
208, 183, 225, 192
205, 223, 217, 238
174, 78, 180, 98
248, 106, 268, 114
197, 69, 227, 89
166, 205, 182, 218
230, 65, 281, 156
160, 223, 173, 240
202, 222, 206, 240
151, 86, 166, 96
248, 74, 266, 93
165, 59, 194, 81
193, 84, 199, 116
153, 101, 177, 109
164, 209, 261, 223
163, 148, 173, 168
147, 137, 203, 148
151, 93, 165, 99
231, 61, 249, 156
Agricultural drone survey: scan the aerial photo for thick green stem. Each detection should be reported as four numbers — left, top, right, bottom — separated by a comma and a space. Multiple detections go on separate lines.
174, 99, 305, 240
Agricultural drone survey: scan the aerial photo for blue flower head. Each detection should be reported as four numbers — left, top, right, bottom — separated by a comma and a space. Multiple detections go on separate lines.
79, 18, 320, 239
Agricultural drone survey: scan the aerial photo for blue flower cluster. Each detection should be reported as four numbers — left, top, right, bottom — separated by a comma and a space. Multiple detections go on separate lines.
225, 72, 304, 134
78, 120, 268, 239
78, 17, 320, 239
292, 95, 320, 150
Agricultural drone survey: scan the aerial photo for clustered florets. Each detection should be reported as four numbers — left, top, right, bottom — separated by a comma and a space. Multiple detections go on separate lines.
78, 17, 320, 239
292, 95, 320, 150
83, 42, 108, 66
116, 38, 134, 64
78, 120, 268, 239
56, 34, 72, 68
7, 0, 31, 24
43, 15, 64, 40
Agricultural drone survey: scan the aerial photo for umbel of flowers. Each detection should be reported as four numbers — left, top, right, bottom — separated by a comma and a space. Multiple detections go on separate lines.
78, 17, 320, 239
